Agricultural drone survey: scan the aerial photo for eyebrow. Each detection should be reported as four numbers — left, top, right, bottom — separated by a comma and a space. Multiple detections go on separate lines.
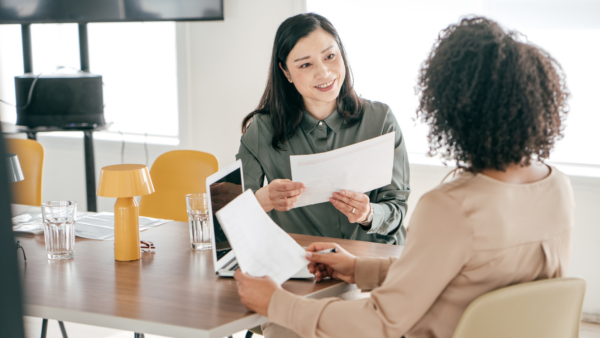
293, 45, 335, 62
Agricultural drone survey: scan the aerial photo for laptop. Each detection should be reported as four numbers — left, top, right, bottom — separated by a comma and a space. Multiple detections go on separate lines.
206, 160, 313, 278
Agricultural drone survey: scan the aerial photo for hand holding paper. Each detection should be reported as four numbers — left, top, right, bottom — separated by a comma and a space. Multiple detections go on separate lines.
215, 189, 309, 285
290, 132, 395, 208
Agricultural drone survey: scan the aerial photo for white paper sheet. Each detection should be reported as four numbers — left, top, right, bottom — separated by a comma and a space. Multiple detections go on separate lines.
215, 189, 309, 285
290, 132, 396, 208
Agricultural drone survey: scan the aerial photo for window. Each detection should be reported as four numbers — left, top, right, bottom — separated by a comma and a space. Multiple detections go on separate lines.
0, 22, 178, 140
307, 0, 600, 166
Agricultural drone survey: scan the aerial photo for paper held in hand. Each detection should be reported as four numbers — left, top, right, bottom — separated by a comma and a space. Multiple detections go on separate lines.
215, 189, 309, 285
290, 131, 396, 208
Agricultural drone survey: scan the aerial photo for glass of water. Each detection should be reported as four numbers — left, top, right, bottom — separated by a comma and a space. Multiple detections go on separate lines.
186, 193, 212, 250
41, 201, 77, 260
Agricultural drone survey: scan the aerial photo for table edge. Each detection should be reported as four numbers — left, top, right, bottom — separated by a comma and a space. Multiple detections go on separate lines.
25, 281, 356, 337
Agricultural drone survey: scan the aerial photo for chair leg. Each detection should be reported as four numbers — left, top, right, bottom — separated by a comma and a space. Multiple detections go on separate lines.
40, 319, 48, 338
245, 331, 254, 338
58, 321, 68, 338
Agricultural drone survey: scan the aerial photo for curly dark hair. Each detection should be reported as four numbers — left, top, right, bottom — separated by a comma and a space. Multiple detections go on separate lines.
416, 17, 569, 172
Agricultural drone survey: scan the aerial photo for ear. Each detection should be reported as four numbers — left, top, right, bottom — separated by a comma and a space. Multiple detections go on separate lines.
279, 62, 292, 83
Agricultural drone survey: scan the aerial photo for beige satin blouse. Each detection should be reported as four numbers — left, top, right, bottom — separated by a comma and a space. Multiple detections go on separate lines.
268, 167, 574, 338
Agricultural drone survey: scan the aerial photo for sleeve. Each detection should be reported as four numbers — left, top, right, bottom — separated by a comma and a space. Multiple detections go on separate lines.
354, 256, 398, 290
268, 190, 472, 338
366, 107, 411, 241
235, 118, 266, 193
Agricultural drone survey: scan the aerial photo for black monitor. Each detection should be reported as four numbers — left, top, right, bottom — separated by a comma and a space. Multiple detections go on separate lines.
0, 0, 223, 24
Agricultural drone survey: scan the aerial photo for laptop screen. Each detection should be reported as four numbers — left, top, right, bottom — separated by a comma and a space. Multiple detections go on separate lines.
209, 167, 243, 252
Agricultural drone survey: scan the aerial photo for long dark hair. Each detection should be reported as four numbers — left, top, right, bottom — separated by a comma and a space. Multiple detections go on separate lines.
241, 13, 364, 150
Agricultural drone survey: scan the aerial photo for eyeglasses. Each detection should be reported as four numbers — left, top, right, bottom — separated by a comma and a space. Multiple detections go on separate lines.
16, 240, 26, 261
140, 240, 155, 253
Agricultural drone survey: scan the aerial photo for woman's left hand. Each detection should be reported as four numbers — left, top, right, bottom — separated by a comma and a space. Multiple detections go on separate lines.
234, 270, 279, 317
330, 190, 371, 224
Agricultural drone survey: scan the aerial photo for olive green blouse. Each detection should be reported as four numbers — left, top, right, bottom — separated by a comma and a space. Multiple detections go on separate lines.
235, 100, 410, 244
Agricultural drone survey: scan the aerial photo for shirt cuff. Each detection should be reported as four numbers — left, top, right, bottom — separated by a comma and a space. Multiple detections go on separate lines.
366, 203, 386, 235
355, 257, 392, 290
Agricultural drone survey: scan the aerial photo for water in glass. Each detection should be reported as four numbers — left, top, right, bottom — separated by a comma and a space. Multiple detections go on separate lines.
188, 211, 212, 250
41, 201, 77, 260
186, 193, 212, 250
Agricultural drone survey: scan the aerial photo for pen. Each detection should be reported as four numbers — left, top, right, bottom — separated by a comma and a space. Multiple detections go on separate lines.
314, 248, 338, 255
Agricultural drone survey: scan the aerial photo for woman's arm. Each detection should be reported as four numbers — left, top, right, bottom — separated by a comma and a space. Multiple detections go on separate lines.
364, 110, 411, 237
266, 190, 471, 338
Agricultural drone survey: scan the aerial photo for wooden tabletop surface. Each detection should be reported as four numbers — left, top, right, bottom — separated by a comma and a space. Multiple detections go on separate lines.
14, 221, 403, 337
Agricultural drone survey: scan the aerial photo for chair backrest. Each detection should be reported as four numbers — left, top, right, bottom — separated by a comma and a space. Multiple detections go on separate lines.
5, 138, 44, 206
139, 150, 218, 222
452, 278, 586, 338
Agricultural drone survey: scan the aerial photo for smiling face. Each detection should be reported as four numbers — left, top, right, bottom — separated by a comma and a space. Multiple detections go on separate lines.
280, 28, 346, 114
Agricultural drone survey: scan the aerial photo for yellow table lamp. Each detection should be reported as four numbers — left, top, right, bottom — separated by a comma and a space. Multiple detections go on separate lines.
97, 164, 155, 261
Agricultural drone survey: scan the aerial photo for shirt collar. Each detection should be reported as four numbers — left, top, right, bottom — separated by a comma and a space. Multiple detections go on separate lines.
300, 108, 344, 135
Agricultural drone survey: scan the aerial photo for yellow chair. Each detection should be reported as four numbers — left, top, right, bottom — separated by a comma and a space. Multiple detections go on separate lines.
139, 150, 218, 222
6, 138, 44, 206
452, 278, 586, 338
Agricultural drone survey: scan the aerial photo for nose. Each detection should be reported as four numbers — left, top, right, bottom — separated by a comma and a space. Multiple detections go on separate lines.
314, 60, 331, 80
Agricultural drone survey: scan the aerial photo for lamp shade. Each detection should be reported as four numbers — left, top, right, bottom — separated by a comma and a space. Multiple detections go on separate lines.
97, 164, 154, 198
6, 153, 24, 183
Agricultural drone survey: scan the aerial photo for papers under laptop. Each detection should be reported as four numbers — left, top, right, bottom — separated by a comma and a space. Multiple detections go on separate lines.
215, 189, 310, 285
290, 131, 396, 208
206, 160, 312, 280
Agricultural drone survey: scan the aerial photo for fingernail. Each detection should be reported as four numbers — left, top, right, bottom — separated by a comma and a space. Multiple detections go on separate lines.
305, 252, 313, 258
341, 191, 346, 196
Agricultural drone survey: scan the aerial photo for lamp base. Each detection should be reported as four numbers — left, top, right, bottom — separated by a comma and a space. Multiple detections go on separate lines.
114, 197, 141, 261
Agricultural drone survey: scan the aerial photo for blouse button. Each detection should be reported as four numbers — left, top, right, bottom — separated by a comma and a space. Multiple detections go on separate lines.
318, 121, 323, 126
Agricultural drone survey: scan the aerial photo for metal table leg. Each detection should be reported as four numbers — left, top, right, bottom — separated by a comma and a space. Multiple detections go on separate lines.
40, 318, 48, 338
83, 131, 97, 212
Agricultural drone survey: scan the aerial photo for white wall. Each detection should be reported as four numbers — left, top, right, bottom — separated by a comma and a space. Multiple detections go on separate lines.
2, 0, 599, 320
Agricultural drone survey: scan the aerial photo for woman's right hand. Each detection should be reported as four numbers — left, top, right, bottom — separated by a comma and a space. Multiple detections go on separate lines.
305, 243, 356, 284
255, 179, 305, 212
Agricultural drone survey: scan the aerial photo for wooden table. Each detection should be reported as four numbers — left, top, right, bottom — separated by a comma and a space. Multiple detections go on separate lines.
14, 221, 403, 338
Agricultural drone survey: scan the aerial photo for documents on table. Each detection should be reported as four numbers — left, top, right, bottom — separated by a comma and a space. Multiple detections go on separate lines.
215, 189, 309, 285
12, 207, 169, 240
290, 132, 396, 208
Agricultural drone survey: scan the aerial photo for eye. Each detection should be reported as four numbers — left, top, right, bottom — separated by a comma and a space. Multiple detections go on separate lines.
326, 53, 335, 60
300, 63, 311, 68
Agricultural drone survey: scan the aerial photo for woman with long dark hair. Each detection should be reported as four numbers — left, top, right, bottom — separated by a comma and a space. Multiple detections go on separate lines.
236, 13, 411, 245
234, 17, 573, 338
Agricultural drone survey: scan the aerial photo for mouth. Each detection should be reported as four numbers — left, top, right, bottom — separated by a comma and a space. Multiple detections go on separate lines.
314, 78, 336, 92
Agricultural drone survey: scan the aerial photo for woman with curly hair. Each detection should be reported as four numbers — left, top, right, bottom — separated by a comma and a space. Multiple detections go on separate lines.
233, 17, 573, 338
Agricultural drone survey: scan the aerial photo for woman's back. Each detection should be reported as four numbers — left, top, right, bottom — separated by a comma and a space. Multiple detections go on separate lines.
402, 167, 574, 337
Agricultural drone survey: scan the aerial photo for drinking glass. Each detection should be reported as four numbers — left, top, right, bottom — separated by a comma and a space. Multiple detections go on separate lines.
186, 193, 212, 250
41, 201, 77, 260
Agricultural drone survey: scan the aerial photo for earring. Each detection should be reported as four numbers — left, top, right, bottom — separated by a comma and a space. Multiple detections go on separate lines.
288, 78, 292, 83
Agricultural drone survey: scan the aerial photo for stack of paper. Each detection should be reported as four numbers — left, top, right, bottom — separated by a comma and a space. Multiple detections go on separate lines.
290, 132, 395, 208
215, 189, 309, 285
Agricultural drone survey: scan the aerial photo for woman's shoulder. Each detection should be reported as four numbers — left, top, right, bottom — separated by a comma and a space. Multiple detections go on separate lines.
361, 99, 393, 118
358, 99, 401, 137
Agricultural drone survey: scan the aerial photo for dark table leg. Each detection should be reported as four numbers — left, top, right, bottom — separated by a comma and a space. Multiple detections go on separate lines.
83, 131, 97, 212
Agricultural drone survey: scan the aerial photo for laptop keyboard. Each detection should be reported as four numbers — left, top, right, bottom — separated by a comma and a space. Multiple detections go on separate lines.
216, 248, 232, 260
229, 263, 239, 271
